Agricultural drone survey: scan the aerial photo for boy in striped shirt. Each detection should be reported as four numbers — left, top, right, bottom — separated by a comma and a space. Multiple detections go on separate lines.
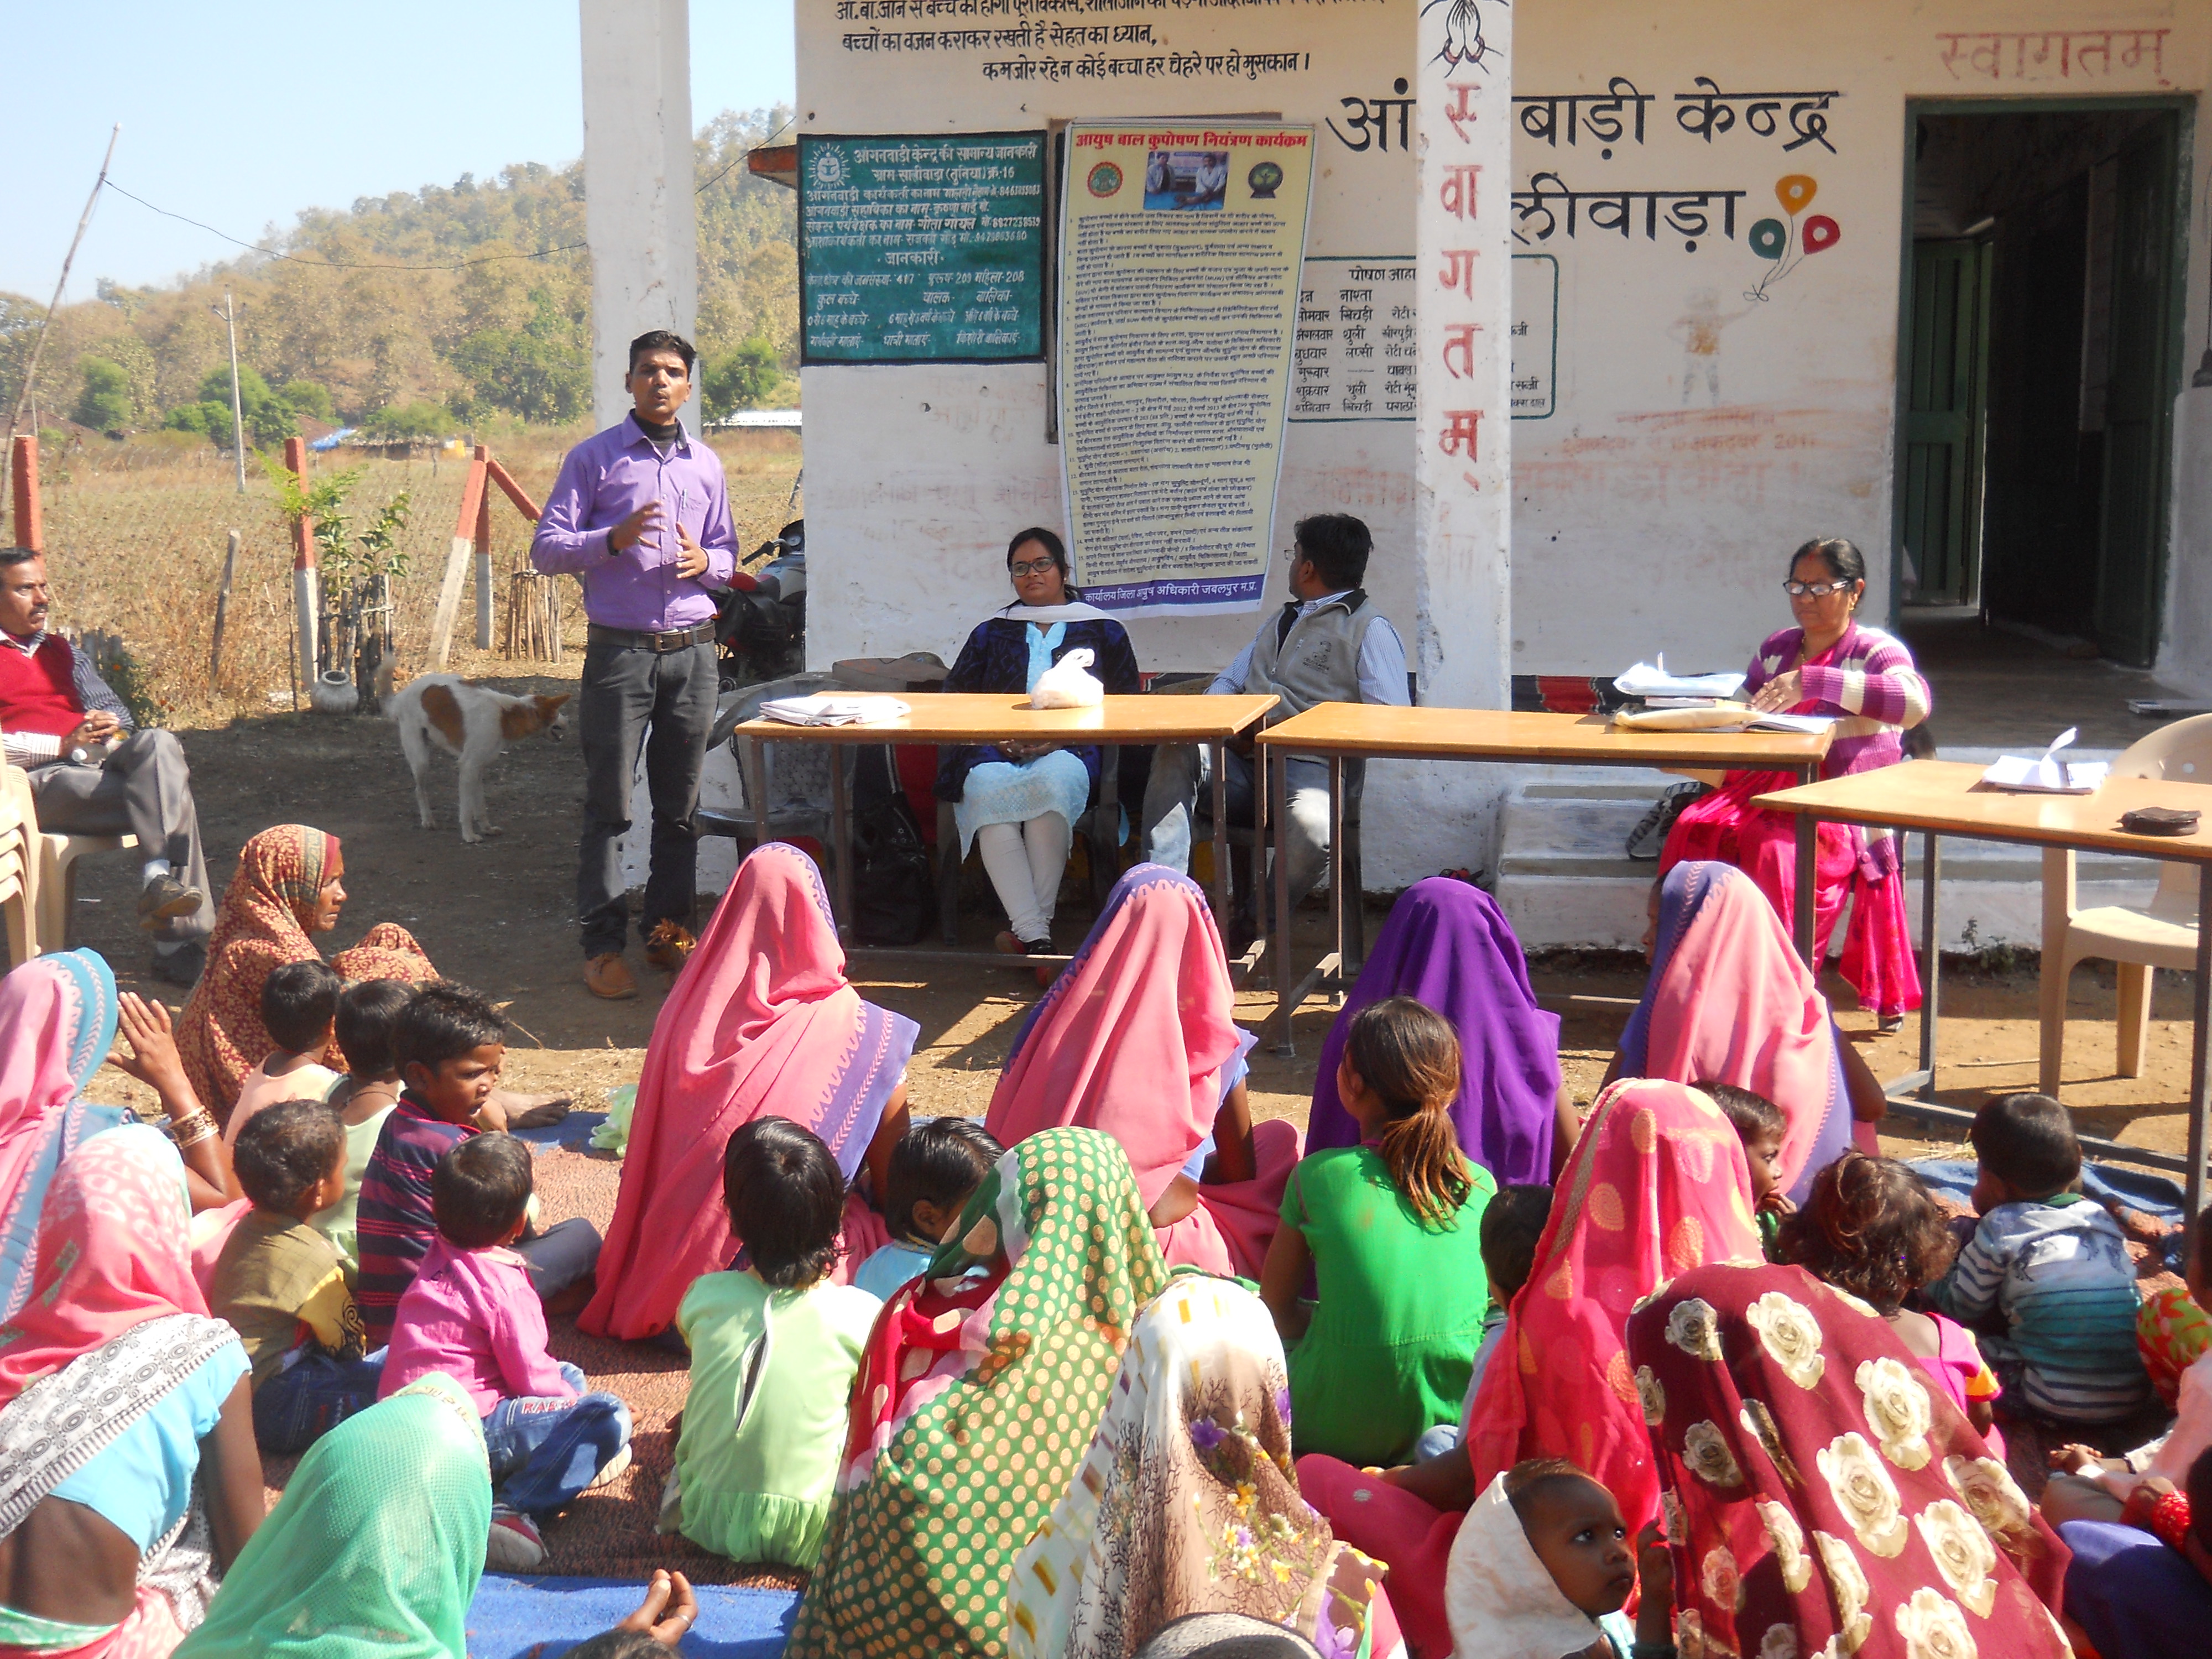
1928, 1092, 2147, 1425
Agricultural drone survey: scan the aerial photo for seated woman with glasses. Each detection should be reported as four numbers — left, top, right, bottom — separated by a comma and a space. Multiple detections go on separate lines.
936, 528, 1141, 962
1657, 535, 1932, 1034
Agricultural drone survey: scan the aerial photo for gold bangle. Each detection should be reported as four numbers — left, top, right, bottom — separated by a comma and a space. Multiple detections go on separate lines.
166, 1108, 217, 1149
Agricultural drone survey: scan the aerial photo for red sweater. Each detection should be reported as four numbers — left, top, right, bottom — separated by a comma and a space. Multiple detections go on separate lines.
0, 635, 84, 740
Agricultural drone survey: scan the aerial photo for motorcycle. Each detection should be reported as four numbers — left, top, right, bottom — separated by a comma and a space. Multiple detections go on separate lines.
713, 518, 806, 688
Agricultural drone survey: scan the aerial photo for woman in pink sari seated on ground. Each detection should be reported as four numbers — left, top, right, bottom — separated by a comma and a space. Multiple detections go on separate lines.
1659, 536, 1929, 1030
984, 863, 1298, 1279
1611, 859, 1884, 1203
1295, 1078, 1761, 1659
580, 843, 916, 1342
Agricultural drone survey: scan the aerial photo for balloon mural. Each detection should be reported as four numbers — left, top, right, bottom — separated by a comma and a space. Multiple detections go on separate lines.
1745, 173, 1840, 301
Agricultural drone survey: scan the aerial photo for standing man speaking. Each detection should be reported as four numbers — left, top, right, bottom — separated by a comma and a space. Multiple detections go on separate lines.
533, 331, 744, 1000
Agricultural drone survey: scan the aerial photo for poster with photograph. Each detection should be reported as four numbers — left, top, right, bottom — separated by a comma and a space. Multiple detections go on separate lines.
1058, 121, 1314, 616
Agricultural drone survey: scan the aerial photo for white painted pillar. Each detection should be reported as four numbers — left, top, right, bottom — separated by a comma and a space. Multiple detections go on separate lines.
580, 0, 702, 434
2159, 384, 2212, 695
1412, 0, 1511, 710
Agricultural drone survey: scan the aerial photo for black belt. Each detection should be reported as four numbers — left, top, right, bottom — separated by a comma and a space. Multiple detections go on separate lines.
588, 620, 716, 654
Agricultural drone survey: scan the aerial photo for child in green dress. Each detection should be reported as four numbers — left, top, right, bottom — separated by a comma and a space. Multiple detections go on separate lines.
1261, 996, 1495, 1466
663, 1118, 884, 1569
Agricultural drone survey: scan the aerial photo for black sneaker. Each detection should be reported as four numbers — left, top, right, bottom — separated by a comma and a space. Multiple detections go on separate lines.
138, 874, 205, 932
149, 941, 207, 988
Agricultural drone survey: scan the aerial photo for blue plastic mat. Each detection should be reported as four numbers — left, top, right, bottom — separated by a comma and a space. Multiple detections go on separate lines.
1912, 1159, 2188, 1270
466, 1575, 798, 1658
509, 1110, 609, 1155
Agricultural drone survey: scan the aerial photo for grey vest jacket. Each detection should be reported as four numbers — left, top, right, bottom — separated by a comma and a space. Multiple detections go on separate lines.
1247, 590, 1383, 721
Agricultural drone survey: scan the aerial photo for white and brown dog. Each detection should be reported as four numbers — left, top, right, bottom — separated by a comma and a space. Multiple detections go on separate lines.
383, 672, 571, 843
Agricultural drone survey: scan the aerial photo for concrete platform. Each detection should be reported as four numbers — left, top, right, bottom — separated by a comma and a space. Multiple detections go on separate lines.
1495, 749, 2165, 953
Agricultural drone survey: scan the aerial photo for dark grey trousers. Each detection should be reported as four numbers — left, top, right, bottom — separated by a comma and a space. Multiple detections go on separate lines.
28, 729, 213, 943
576, 633, 717, 958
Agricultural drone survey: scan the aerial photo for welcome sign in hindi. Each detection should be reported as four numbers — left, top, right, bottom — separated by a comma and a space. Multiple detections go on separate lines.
1058, 121, 1314, 616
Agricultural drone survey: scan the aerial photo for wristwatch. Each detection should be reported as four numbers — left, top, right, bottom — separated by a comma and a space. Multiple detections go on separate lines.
68, 746, 90, 765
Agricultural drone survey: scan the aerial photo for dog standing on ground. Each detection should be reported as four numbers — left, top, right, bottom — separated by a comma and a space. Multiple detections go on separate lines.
383, 671, 572, 843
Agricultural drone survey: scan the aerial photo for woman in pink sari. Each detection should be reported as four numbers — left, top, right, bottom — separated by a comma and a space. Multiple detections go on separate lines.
1660, 536, 1928, 1029
1295, 1079, 1760, 1658
1613, 860, 1863, 1202
984, 863, 1298, 1279
580, 843, 916, 1342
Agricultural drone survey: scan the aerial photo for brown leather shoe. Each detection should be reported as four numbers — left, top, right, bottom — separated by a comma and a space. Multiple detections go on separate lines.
584, 952, 637, 1000
643, 920, 697, 972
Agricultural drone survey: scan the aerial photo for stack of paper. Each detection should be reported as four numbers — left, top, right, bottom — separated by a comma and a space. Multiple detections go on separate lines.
1614, 656, 1748, 702
758, 695, 911, 727
1981, 728, 2108, 794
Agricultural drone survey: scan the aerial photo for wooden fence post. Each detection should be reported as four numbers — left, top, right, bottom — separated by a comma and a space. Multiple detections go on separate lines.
208, 528, 239, 689
284, 437, 317, 693
431, 452, 488, 670
9, 436, 39, 552
473, 444, 494, 651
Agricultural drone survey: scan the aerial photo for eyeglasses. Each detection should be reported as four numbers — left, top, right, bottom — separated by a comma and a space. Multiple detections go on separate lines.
1783, 579, 1858, 598
1281, 546, 1304, 563
1010, 559, 1060, 578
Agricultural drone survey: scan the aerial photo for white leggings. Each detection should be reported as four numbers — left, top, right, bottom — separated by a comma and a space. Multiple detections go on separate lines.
974, 812, 1071, 945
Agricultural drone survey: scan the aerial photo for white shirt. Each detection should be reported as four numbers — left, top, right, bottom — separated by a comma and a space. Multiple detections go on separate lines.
1207, 591, 1411, 706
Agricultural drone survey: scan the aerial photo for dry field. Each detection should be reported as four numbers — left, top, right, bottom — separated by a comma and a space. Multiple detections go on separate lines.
32, 425, 805, 724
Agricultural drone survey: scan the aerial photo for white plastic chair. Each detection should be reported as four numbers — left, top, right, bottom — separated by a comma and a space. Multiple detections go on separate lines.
36, 830, 137, 953
2037, 713, 2212, 1095
0, 768, 39, 966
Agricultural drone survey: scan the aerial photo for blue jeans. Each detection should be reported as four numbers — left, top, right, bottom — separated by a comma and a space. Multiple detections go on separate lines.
252, 1347, 387, 1454
484, 1361, 632, 1517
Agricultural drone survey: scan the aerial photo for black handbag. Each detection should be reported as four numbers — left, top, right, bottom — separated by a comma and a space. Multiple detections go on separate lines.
848, 747, 933, 946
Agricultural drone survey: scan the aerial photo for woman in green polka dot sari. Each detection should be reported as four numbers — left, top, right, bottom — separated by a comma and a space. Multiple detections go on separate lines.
787, 1126, 1168, 1658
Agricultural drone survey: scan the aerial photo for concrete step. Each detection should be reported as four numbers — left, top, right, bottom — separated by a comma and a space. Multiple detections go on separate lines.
1494, 751, 2162, 952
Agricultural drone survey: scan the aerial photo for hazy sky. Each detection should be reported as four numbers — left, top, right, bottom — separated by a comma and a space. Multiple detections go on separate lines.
4, 1, 795, 299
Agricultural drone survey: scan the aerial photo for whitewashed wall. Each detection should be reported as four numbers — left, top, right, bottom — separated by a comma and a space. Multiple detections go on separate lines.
790, 0, 2212, 887
1511, 2, 2209, 680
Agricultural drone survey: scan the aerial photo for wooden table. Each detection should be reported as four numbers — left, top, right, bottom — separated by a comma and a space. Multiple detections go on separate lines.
729, 693, 1277, 964
1754, 760, 2212, 1215
1253, 706, 1836, 1053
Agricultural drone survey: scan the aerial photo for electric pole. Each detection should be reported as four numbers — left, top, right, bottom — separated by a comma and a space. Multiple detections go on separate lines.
212, 293, 246, 491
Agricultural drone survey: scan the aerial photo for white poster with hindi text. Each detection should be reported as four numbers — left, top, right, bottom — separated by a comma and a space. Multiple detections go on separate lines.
1058, 121, 1315, 617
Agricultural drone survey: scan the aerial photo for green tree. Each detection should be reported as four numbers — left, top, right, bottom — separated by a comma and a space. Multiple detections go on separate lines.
703, 335, 786, 418
74, 357, 134, 433
450, 328, 588, 423
282, 379, 335, 422
359, 400, 455, 440
168, 363, 298, 448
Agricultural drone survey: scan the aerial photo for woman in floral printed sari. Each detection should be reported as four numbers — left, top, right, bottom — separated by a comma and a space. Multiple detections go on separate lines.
1626, 1260, 2069, 1657
786, 1128, 1167, 1659
1009, 1274, 1401, 1659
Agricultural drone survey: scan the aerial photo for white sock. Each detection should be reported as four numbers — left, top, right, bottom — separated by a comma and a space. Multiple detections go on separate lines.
142, 858, 173, 885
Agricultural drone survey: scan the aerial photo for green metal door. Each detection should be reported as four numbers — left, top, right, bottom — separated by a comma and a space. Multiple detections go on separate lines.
1902, 241, 1989, 606
2093, 117, 2180, 665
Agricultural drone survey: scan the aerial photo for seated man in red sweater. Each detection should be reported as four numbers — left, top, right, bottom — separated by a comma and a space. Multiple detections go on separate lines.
0, 548, 211, 983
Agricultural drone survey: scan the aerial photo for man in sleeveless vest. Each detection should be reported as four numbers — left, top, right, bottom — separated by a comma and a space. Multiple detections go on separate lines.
1138, 514, 1408, 947
0, 548, 212, 984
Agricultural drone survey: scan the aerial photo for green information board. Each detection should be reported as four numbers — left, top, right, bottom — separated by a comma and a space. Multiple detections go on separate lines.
800, 132, 1047, 366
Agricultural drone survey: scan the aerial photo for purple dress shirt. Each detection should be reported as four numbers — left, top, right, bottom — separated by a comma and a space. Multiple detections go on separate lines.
530, 414, 738, 633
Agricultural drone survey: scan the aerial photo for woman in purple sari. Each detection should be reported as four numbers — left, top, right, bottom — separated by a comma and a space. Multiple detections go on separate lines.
1306, 877, 1573, 1183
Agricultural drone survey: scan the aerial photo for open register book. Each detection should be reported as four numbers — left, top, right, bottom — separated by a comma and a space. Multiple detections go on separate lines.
1981, 728, 2107, 794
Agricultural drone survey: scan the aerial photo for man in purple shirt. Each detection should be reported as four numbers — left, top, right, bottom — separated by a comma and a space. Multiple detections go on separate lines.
531, 331, 746, 999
